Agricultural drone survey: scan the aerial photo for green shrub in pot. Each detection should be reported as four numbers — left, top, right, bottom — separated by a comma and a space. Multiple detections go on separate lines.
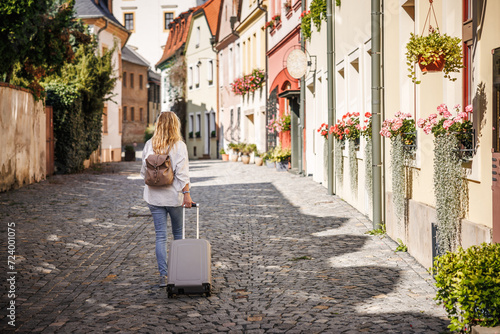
432, 243, 500, 332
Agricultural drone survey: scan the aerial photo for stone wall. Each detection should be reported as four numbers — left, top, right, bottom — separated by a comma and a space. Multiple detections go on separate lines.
0, 84, 46, 192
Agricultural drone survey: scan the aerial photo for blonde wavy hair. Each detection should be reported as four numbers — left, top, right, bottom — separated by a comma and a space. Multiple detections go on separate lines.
151, 112, 183, 154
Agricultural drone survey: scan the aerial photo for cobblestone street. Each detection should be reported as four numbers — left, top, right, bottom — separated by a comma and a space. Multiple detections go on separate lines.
0, 160, 449, 333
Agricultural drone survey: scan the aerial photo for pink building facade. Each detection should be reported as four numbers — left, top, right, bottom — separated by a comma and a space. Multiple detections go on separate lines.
215, 0, 242, 151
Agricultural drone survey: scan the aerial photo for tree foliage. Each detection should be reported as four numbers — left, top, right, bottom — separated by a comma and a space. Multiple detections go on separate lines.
45, 41, 117, 173
0, 0, 89, 97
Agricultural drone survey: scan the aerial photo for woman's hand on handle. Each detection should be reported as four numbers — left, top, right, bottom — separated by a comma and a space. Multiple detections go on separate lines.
182, 192, 193, 208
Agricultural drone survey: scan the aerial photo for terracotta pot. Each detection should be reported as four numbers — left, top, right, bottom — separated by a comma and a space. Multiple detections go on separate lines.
222, 154, 229, 161
230, 154, 239, 162
254, 157, 263, 166
241, 155, 250, 164
418, 54, 445, 73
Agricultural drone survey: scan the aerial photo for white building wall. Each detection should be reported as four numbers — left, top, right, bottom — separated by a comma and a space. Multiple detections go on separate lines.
113, 0, 202, 69
98, 29, 123, 161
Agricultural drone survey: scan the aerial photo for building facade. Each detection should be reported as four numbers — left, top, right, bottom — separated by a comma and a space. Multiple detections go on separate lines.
75, 0, 130, 162
185, 0, 222, 159
121, 45, 149, 145
234, 0, 268, 152
112, 0, 206, 70
215, 0, 242, 153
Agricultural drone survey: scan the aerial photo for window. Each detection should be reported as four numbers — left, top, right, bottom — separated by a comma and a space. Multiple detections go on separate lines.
140, 108, 143, 122
196, 113, 201, 133
123, 72, 127, 87
196, 26, 200, 48
229, 47, 233, 81
164, 12, 174, 31
103, 105, 108, 134
131, 107, 135, 121
463, 0, 473, 108
123, 106, 127, 121
219, 51, 224, 86
207, 60, 214, 84
119, 107, 122, 134
139, 74, 143, 89
124, 13, 135, 31
237, 107, 241, 128
236, 43, 241, 77
163, 76, 167, 102
188, 66, 193, 89
195, 62, 201, 88
130, 73, 134, 88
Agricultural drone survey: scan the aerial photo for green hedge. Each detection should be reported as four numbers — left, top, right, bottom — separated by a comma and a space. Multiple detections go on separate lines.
432, 242, 500, 332
44, 42, 116, 173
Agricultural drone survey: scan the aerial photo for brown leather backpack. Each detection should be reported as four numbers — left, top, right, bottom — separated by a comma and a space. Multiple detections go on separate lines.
144, 152, 174, 187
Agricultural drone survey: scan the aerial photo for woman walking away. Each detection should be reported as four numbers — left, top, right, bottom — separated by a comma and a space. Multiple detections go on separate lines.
140, 111, 193, 287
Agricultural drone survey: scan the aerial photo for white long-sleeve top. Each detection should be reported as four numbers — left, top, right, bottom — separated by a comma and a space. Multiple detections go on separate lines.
140, 139, 190, 207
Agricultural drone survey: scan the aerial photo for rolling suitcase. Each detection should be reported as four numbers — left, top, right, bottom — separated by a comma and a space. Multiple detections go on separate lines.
166, 203, 212, 298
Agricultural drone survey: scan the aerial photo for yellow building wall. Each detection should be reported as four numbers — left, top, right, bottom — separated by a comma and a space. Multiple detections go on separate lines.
383, 0, 496, 267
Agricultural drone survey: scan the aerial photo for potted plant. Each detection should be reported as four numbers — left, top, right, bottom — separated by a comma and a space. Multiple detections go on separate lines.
228, 142, 240, 162
361, 112, 373, 205
380, 111, 417, 225
195, 131, 201, 138
263, 149, 276, 168
405, 27, 463, 84
230, 69, 265, 96
220, 148, 229, 161
274, 147, 291, 172
240, 144, 252, 164
211, 130, 216, 138
254, 150, 263, 166
432, 243, 500, 333
124, 145, 135, 161
417, 103, 473, 253
283, 0, 292, 13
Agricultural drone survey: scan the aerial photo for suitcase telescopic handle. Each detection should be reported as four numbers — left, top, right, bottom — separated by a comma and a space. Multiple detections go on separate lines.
182, 203, 199, 239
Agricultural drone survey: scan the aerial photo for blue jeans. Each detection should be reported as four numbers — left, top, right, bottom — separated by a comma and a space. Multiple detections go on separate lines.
147, 204, 183, 276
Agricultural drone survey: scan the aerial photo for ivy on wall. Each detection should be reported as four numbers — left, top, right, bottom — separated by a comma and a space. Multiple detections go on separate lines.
301, 0, 341, 40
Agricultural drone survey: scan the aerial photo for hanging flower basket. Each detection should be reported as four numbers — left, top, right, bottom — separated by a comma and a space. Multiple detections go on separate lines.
418, 54, 445, 73
405, 0, 463, 84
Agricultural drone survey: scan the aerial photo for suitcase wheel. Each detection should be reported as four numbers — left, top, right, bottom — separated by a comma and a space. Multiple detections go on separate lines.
166, 284, 174, 298
203, 283, 211, 297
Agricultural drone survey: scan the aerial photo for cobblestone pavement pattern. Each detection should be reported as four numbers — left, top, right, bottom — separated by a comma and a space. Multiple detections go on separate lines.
0, 160, 449, 333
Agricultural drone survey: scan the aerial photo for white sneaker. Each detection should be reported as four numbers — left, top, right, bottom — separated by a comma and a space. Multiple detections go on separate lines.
159, 276, 167, 287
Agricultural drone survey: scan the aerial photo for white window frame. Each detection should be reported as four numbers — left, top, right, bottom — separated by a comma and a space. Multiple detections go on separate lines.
188, 65, 193, 90
196, 26, 200, 48
196, 112, 201, 134
229, 46, 233, 81
195, 62, 201, 88
207, 59, 214, 85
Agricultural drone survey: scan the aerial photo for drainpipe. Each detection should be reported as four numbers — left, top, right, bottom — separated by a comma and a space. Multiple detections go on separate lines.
371, 0, 383, 230
298, 0, 306, 175
257, 0, 268, 152
327, 0, 336, 195
97, 18, 108, 42
97, 18, 108, 162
